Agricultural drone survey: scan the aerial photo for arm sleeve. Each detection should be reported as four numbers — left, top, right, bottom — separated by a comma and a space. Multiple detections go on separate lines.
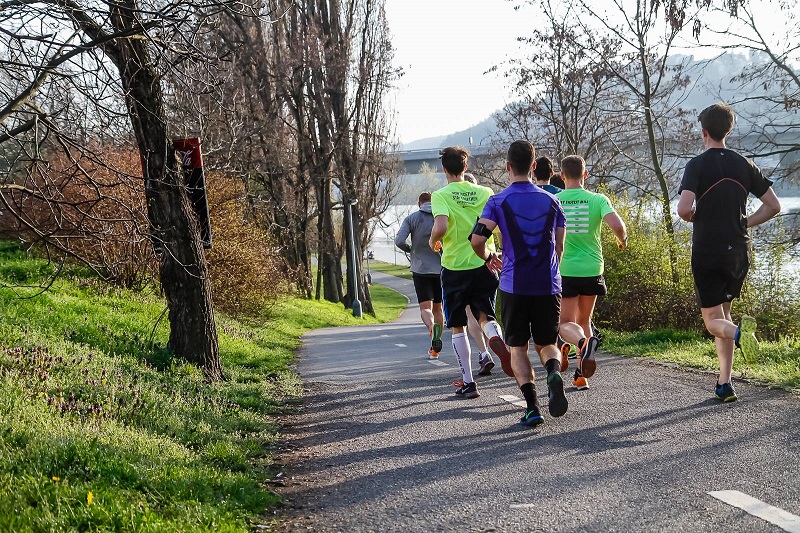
394, 216, 412, 252
749, 160, 773, 198
679, 160, 699, 194
431, 190, 449, 218
596, 194, 616, 218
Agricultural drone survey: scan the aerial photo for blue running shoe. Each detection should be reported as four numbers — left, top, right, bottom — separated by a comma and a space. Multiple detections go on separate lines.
715, 382, 738, 402
520, 406, 544, 426
547, 372, 568, 417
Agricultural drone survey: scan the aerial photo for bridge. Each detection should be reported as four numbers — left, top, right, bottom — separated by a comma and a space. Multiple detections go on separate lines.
393, 145, 492, 174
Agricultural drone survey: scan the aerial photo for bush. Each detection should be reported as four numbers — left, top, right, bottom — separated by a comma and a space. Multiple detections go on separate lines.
596, 193, 800, 341
205, 173, 289, 318
596, 194, 700, 332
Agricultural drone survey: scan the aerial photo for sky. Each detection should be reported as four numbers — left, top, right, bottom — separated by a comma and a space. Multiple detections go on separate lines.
384, 0, 795, 146
384, 0, 534, 145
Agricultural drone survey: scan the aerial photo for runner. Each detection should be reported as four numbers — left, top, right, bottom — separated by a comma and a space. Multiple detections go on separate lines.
677, 102, 781, 402
533, 156, 563, 194
395, 192, 445, 359
429, 147, 510, 399
463, 173, 496, 375
557, 155, 627, 390
471, 140, 568, 426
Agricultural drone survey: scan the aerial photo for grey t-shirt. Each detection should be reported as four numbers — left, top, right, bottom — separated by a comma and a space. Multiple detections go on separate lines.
394, 202, 442, 275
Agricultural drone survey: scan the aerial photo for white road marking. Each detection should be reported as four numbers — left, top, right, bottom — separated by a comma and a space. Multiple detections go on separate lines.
499, 395, 527, 408
509, 504, 536, 509
428, 359, 448, 366
708, 490, 800, 533
394, 343, 407, 347
381, 334, 390, 337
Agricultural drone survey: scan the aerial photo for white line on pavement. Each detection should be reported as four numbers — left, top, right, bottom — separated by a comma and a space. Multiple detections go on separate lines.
381, 334, 389, 337
428, 359, 448, 366
394, 343, 407, 347
509, 504, 536, 509
499, 395, 527, 408
708, 491, 800, 533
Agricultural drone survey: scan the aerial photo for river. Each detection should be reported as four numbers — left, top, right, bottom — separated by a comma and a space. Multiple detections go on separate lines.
369, 198, 800, 269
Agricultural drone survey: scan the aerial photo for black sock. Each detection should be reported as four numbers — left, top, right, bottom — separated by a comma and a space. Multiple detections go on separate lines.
520, 383, 539, 411
544, 358, 560, 374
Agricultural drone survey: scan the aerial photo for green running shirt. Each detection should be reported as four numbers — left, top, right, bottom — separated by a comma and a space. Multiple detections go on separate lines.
556, 188, 616, 277
431, 181, 495, 271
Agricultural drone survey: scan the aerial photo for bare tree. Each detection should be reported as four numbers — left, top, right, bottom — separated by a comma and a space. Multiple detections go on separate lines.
0, 1, 274, 379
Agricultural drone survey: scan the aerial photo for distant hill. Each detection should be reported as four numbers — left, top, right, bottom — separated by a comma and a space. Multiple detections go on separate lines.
399, 53, 786, 151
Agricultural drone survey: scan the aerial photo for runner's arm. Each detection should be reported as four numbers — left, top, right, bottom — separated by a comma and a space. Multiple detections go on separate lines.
429, 215, 448, 251
394, 217, 412, 252
555, 226, 565, 262
747, 188, 781, 228
470, 218, 499, 263
603, 212, 628, 249
677, 190, 696, 222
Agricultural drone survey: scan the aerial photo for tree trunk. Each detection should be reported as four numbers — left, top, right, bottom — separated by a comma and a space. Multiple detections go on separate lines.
111, 2, 222, 380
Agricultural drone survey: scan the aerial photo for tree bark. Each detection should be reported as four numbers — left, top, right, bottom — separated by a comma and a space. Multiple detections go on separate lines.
111, 1, 222, 379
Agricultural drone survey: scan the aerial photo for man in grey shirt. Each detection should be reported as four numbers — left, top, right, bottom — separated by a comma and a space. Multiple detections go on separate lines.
395, 192, 445, 358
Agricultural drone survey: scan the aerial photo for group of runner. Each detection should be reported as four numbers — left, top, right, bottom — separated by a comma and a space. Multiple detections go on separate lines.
395, 103, 781, 426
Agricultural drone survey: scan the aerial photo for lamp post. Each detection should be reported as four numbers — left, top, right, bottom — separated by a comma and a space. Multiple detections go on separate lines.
344, 198, 362, 318
366, 250, 373, 284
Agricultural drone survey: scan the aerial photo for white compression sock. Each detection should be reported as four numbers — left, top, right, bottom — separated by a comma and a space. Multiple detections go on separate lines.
483, 320, 503, 341
452, 332, 473, 384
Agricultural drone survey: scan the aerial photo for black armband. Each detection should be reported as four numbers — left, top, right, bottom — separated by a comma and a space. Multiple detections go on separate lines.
469, 221, 493, 241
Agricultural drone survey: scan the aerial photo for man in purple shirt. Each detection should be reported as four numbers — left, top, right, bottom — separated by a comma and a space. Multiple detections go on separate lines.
470, 140, 568, 426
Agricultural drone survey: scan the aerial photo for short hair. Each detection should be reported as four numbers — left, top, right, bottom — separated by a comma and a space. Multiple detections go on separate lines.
439, 146, 469, 176
463, 173, 477, 184
699, 103, 735, 142
560, 155, 585, 180
533, 156, 554, 181
418, 192, 431, 203
507, 140, 535, 176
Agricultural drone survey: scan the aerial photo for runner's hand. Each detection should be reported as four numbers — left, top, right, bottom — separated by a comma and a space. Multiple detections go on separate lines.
485, 252, 502, 272
434, 241, 442, 252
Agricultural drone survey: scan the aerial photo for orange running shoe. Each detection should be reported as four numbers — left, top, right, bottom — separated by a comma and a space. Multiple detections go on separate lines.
572, 370, 589, 390
577, 336, 599, 378
559, 341, 571, 372
488, 336, 513, 377
428, 349, 440, 360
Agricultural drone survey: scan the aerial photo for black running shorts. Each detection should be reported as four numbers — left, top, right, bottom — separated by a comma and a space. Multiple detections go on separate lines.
440, 266, 499, 328
412, 273, 442, 304
691, 251, 749, 308
500, 291, 561, 347
561, 275, 608, 298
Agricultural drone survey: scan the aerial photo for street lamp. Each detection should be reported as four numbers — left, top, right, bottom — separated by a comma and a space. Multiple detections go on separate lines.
366, 250, 373, 284
344, 198, 362, 318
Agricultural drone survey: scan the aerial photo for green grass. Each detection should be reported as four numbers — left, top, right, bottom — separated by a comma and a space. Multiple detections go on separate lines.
603, 329, 800, 390
0, 241, 404, 531
367, 260, 413, 280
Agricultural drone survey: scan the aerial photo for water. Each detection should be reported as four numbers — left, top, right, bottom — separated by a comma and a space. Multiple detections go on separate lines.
368, 198, 800, 270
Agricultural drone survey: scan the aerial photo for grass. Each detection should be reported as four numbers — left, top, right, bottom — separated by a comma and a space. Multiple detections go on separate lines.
0, 241, 405, 531
602, 329, 800, 390
367, 260, 413, 280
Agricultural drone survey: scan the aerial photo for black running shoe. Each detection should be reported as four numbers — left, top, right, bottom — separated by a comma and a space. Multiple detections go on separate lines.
454, 381, 479, 399
520, 406, 544, 427
547, 372, 568, 417
715, 382, 738, 402
578, 336, 599, 378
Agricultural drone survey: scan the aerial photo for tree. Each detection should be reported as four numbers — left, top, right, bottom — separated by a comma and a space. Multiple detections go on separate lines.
0, 1, 263, 379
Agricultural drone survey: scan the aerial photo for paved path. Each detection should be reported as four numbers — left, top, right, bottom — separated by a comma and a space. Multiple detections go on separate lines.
276, 271, 800, 532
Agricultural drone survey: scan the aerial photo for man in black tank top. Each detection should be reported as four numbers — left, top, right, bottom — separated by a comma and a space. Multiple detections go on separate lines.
677, 103, 781, 402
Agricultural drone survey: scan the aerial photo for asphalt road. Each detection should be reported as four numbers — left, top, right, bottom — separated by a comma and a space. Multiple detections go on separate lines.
275, 271, 800, 532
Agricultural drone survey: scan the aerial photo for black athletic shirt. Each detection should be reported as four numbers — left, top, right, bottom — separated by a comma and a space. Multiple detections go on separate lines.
679, 148, 772, 254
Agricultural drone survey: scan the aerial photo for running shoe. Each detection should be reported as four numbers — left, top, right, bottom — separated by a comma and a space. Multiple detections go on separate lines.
736, 315, 760, 362
519, 406, 544, 427
591, 321, 604, 348
559, 341, 571, 372
488, 336, 514, 377
573, 369, 589, 390
546, 372, 568, 417
454, 381, 479, 399
430, 324, 443, 355
578, 336, 600, 378
557, 336, 577, 359
428, 349, 440, 360
477, 352, 495, 376
715, 382, 738, 402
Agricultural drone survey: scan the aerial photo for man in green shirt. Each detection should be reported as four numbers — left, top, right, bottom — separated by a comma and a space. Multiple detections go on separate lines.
429, 147, 510, 399
557, 155, 627, 390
